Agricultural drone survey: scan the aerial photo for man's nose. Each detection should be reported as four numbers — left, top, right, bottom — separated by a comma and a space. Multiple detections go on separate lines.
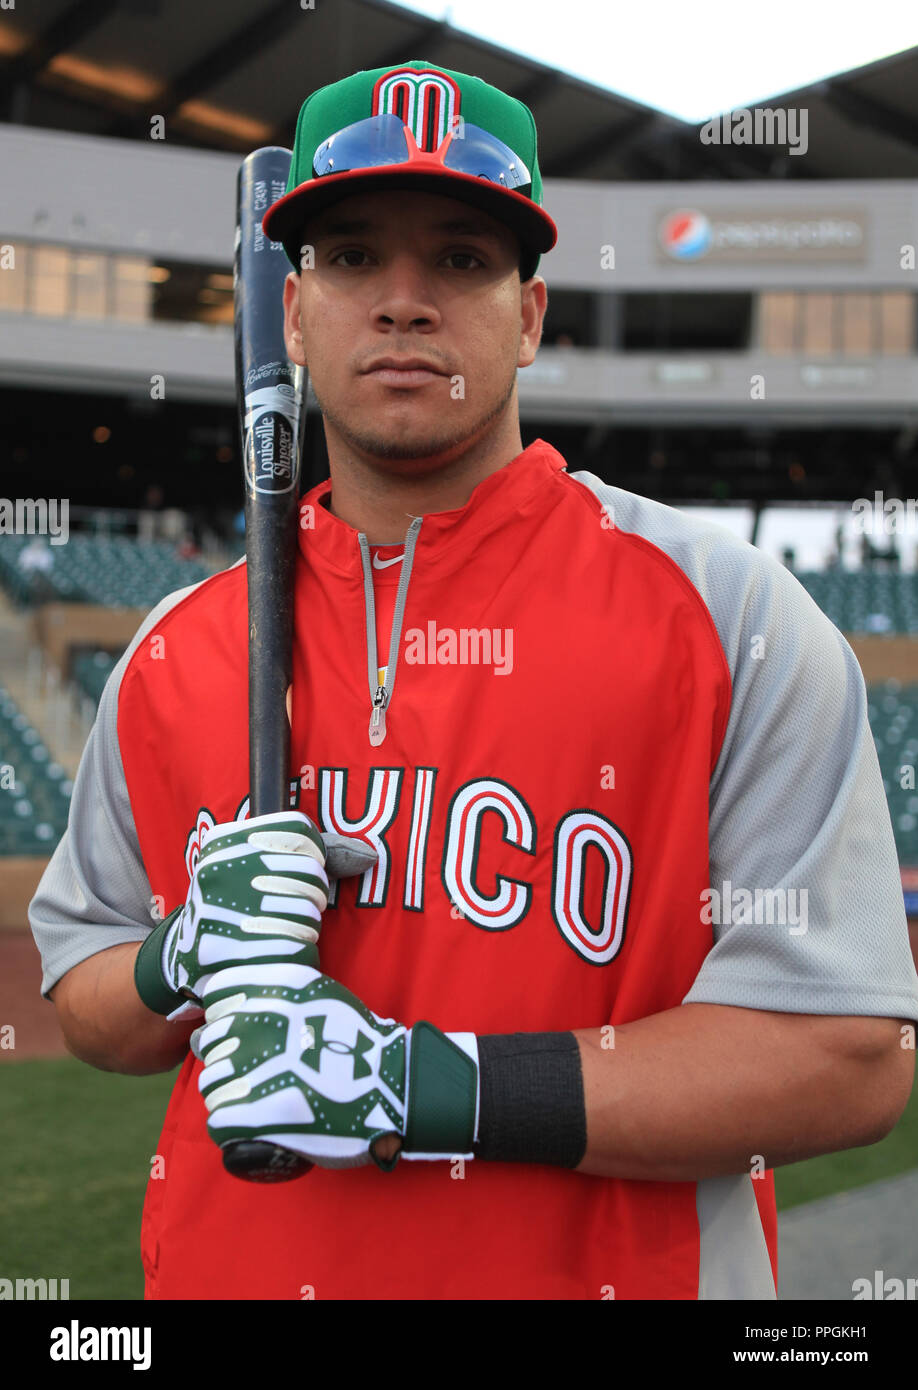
371, 255, 441, 330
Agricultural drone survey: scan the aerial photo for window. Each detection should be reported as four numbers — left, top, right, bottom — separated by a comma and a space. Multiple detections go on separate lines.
878, 293, 914, 355
72, 252, 109, 320
799, 293, 834, 355
31, 246, 71, 317
621, 293, 753, 350
757, 290, 917, 356
758, 292, 797, 353
0, 240, 28, 312
111, 256, 152, 322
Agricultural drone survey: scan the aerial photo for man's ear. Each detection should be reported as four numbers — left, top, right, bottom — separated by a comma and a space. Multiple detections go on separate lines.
518, 275, 547, 369
283, 270, 306, 367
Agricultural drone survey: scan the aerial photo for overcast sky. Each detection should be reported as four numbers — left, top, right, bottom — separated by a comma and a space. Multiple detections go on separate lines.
397, 0, 918, 121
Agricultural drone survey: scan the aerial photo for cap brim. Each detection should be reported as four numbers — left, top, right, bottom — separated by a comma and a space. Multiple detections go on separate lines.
263, 167, 557, 275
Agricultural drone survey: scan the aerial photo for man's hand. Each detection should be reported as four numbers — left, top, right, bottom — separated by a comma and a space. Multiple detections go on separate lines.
134, 811, 375, 1018
193, 961, 479, 1171
165, 812, 328, 998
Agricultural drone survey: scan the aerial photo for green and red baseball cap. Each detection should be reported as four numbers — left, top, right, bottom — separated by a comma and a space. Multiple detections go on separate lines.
262, 59, 557, 281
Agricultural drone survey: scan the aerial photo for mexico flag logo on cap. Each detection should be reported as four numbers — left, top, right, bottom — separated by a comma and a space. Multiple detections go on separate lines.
372, 66, 461, 151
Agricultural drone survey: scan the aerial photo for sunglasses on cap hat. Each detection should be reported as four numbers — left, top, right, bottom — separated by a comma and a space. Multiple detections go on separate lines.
312, 113, 533, 194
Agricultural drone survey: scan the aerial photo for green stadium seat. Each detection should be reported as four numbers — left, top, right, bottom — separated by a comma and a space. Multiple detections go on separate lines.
0, 684, 72, 855
0, 534, 214, 609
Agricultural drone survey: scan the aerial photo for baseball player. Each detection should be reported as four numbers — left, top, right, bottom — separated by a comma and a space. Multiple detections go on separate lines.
30, 60, 918, 1301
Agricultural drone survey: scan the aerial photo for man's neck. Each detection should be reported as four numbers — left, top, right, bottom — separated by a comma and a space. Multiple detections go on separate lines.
323, 425, 526, 544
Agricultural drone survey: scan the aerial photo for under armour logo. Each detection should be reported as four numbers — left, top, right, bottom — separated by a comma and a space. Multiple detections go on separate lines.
300, 1015, 374, 1080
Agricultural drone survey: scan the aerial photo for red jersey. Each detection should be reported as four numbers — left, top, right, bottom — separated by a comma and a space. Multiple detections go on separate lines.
32, 437, 918, 1297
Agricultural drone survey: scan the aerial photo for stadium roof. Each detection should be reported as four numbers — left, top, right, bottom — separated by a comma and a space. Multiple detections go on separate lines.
3, 0, 918, 181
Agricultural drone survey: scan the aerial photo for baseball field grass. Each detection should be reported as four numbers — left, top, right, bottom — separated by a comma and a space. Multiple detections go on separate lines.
1, 1058, 175, 1301
1, 1055, 916, 1300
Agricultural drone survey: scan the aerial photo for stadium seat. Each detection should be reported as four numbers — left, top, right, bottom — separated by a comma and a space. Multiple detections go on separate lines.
0, 534, 212, 609
867, 679, 918, 862
0, 684, 72, 855
795, 571, 918, 636
72, 650, 120, 707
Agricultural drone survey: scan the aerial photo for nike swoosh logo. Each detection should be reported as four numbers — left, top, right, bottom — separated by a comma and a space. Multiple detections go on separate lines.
372, 553, 404, 569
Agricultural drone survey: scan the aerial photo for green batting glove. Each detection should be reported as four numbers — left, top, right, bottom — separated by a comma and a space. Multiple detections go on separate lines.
194, 960, 479, 1171
135, 812, 372, 1017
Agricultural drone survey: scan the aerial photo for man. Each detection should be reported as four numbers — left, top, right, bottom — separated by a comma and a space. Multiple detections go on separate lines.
17, 535, 55, 604
30, 60, 918, 1300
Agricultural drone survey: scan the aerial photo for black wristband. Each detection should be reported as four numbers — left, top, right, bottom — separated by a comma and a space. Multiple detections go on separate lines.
474, 1031, 587, 1168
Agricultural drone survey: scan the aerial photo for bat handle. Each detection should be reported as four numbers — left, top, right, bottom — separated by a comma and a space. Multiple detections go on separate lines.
221, 1140, 314, 1183
217, 880, 315, 1183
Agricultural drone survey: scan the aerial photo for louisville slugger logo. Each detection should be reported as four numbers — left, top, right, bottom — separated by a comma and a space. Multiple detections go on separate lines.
243, 384, 298, 494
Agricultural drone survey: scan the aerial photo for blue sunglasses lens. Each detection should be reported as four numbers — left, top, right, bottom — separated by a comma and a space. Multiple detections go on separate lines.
313, 113, 532, 194
442, 123, 531, 191
313, 115, 409, 176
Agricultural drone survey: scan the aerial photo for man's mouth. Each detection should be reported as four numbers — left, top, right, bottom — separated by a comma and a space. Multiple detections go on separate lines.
361, 357, 447, 388
365, 367, 442, 387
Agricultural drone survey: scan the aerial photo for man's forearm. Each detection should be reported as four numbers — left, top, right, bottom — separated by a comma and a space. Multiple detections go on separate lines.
573, 1003, 915, 1180
373, 1003, 915, 1171
50, 943, 195, 1076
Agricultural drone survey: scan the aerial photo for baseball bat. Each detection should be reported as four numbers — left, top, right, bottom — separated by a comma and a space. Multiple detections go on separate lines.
221, 146, 312, 1184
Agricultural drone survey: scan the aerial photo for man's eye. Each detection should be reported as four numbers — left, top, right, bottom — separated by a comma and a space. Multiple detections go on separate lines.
331, 249, 369, 267
328, 248, 484, 269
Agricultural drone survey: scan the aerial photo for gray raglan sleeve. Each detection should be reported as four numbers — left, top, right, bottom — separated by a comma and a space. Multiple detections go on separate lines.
569, 471, 918, 1025
29, 584, 202, 998
684, 542, 918, 1022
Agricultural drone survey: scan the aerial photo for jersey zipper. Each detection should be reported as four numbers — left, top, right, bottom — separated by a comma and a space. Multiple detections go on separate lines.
358, 517, 423, 747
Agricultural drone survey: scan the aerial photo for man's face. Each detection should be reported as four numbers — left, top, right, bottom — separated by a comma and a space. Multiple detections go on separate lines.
282, 188, 546, 470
